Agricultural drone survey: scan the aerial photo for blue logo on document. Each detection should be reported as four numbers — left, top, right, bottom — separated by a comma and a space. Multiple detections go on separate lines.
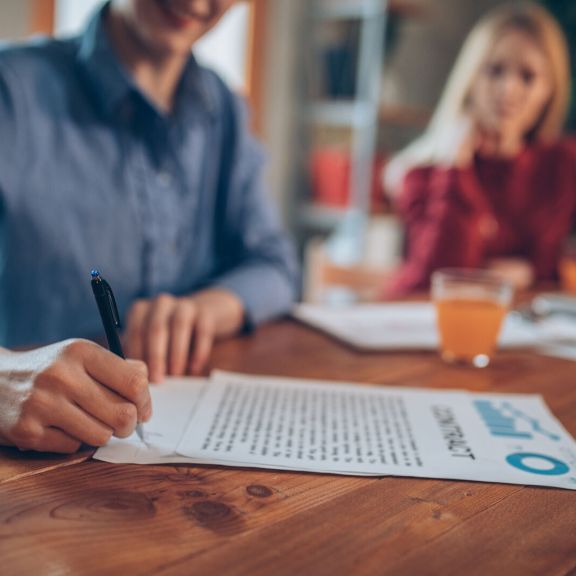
505, 453, 569, 476
473, 400, 560, 441
473, 400, 571, 477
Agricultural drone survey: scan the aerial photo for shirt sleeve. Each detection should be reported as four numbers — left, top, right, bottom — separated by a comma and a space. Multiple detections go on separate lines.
208, 93, 299, 329
529, 138, 576, 280
386, 166, 488, 296
0, 59, 25, 198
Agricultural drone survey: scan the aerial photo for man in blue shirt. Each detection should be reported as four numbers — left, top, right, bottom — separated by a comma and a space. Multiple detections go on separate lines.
0, 0, 297, 453
0, 0, 297, 377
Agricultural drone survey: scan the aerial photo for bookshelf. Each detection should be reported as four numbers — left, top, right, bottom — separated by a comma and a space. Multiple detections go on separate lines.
291, 0, 433, 302
294, 0, 387, 246
294, 0, 432, 243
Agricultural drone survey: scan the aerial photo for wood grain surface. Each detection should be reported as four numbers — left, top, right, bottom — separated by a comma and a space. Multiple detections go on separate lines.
1, 319, 575, 576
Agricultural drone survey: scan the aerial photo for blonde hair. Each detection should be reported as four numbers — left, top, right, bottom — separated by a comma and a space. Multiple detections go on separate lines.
385, 1, 571, 196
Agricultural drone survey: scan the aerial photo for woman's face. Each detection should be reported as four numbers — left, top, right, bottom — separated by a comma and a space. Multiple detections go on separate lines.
113, 0, 236, 57
470, 29, 553, 140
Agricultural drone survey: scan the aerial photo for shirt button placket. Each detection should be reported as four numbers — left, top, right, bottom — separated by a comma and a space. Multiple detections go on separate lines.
157, 170, 172, 188
156, 163, 180, 286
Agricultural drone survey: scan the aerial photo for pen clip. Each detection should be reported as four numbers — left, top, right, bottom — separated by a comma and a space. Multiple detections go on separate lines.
102, 278, 121, 329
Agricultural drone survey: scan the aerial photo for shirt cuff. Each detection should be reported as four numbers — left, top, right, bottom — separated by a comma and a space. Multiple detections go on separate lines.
210, 264, 297, 332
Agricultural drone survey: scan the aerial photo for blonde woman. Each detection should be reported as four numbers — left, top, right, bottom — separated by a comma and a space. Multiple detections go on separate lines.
384, 1, 575, 296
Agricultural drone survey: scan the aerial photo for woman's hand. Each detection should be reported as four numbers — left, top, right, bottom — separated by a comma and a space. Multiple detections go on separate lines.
436, 116, 480, 169
487, 258, 535, 291
0, 339, 151, 453
124, 289, 245, 382
442, 114, 525, 168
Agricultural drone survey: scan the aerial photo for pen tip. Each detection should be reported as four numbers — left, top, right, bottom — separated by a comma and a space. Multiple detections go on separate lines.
91, 269, 100, 279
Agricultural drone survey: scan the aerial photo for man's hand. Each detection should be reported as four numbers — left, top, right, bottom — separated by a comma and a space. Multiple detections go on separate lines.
0, 339, 151, 454
124, 289, 245, 382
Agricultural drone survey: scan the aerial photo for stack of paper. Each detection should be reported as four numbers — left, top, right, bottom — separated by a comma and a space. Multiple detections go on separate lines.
292, 302, 576, 353
95, 371, 576, 490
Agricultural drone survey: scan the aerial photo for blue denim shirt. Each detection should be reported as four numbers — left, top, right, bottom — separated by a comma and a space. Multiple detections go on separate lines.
0, 3, 298, 347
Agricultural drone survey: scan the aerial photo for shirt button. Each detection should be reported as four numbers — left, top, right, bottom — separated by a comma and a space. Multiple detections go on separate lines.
157, 171, 172, 187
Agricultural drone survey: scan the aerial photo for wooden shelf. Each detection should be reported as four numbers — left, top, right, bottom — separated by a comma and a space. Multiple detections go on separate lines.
299, 202, 393, 231
315, 0, 426, 21
306, 101, 431, 129
306, 101, 374, 127
378, 104, 431, 127
315, 0, 386, 20
306, 100, 432, 128
299, 203, 348, 230
298, 0, 387, 248
30, 0, 55, 35
388, 0, 428, 18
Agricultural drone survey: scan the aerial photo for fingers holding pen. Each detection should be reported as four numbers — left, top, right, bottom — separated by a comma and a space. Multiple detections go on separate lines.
45, 401, 114, 447
59, 341, 151, 437
81, 343, 151, 423
34, 428, 83, 454
12, 421, 82, 454
0, 286, 242, 454
72, 372, 145, 438
13, 388, 119, 451
6, 348, 145, 451
0, 339, 152, 454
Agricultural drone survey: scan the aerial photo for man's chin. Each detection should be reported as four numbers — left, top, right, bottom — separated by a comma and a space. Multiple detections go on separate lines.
146, 35, 198, 59
158, 0, 215, 26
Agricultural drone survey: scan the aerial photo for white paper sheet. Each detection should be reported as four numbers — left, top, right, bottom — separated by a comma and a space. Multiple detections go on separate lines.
292, 302, 576, 352
94, 377, 210, 464
95, 371, 576, 490
174, 371, 576, 490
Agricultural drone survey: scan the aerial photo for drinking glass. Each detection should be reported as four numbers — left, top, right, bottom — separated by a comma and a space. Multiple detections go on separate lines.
431, 269, 513, 368
559, 240, 576, 293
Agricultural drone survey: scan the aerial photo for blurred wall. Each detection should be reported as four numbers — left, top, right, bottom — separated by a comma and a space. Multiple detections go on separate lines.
55, 0, 250, 93
383, 0, 505, 110
261, 0, 305, 223
55, 0, 103, 35
0, 0, 32, 40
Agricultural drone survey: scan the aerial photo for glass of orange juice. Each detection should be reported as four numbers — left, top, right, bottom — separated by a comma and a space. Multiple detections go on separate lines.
559, 240, 576, 293
431, 269, 513, 368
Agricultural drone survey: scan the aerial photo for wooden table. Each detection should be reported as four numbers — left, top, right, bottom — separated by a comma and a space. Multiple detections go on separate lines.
1, 320, 575, 576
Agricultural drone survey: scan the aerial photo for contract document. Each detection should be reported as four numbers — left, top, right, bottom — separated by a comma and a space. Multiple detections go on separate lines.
94, 371, 576, 491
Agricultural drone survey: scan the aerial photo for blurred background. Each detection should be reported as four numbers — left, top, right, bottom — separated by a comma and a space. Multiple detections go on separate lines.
1, 0, 575, 302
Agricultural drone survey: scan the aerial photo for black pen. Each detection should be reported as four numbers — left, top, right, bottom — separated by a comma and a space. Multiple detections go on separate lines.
90, 270, 145, 442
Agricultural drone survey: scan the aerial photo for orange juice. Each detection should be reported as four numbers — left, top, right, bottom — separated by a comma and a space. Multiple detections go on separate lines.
559, 257, 576, 293
435, 298, 507, 364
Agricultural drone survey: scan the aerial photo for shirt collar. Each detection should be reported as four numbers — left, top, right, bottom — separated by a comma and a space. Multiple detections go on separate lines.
76, 2, 132, 119
175, 56, 219, 123
76, 1, 217, 123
